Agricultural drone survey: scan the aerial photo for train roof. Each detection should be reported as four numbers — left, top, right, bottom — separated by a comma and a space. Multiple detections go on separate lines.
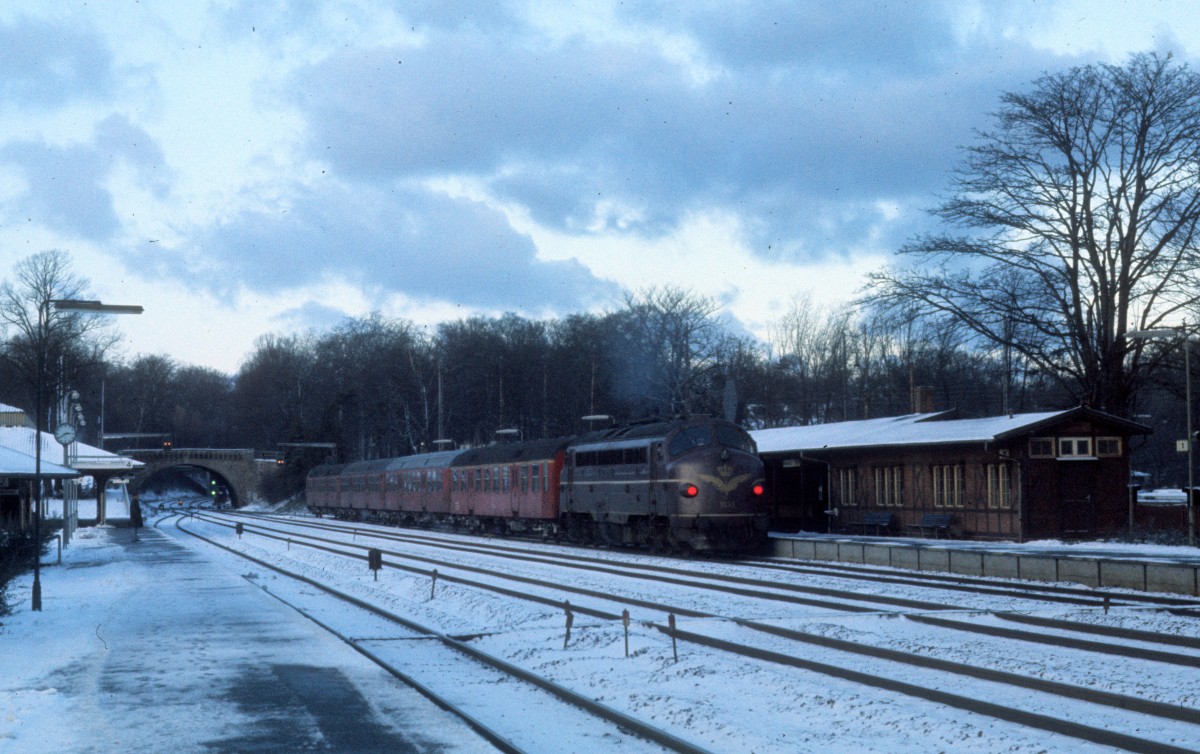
570, 416, 745, 447
451, 436, 573, 467
384, 449, 463, 471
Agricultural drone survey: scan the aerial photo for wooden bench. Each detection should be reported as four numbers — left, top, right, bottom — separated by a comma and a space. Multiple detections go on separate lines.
853, 512, 895, 536
908, 513, 954, 538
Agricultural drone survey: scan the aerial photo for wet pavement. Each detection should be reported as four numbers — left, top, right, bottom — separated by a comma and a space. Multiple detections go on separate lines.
1, 526, 492, 753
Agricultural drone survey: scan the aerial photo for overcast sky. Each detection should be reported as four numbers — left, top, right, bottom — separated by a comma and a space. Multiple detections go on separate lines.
2, 1, 1198, 374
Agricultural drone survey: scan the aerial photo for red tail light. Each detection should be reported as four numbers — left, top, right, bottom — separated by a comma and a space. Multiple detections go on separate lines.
681, 484, 699, 498
752, 484, 764, 496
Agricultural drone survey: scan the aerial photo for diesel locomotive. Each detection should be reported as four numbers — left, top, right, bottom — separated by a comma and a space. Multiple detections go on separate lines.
306, 416, 769, 553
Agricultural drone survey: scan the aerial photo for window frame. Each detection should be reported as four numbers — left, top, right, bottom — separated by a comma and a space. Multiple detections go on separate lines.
1058, 436, 1094, 458
986, 463, 1012, 509
1029, 437, 1055, 458
835, 467, 857, 508
873, 465, 903, 508
933, 464, 964, 508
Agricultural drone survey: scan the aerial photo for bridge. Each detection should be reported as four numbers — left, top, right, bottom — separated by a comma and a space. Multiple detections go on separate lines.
124, 448, 277, 507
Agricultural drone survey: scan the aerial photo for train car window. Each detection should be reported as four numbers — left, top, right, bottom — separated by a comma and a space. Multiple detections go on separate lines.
475, 468, 482, 492
521, 465, 529, 492
715, 424, 756, 454
624, 446, 648, 465
532, 464, 540, 492
668, 426, 712, 457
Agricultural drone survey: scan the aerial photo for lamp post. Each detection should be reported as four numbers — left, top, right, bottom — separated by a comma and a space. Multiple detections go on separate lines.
1128, 325, 1196, 548
31, 298, 143, 611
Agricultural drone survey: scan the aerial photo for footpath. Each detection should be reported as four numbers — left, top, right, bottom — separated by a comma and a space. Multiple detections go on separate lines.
0, 524, 492, 753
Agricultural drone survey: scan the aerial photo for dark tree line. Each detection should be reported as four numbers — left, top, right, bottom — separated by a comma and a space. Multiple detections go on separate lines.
88, 288, 1061, 465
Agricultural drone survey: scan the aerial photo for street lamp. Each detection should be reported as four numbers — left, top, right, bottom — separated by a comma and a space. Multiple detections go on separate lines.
1128, 324, 1196, 548
31, 298, 143, 611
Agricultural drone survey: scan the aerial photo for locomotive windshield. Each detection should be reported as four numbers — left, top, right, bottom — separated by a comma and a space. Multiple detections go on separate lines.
668, 425, 712, 457
715, 423, 756, 454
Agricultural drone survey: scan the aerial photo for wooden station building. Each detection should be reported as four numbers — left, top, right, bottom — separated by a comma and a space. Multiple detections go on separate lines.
751, 407, 1151, 540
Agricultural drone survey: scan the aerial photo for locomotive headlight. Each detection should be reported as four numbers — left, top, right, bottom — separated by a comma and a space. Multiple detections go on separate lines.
752, 483, 764, 496
680, 483, 699, 498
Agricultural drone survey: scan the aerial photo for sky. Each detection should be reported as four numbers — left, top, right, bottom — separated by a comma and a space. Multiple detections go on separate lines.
1, 1, 1199, 375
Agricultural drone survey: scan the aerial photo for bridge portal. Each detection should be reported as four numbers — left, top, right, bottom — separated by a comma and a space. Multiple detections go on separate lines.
125, 449, 272, 507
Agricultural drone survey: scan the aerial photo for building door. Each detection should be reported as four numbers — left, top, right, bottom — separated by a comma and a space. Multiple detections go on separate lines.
1058, 463, 1096, 536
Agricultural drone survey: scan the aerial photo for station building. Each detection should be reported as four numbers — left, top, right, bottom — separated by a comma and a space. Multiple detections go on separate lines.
751, 406, 1151, 540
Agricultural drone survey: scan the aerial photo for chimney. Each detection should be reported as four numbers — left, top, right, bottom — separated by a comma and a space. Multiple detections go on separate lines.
911, 385, 936, 414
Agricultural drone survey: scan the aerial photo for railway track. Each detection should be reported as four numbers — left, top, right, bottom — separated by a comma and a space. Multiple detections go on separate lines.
168, 513, 717, 754
174, 509, 1200, 753
229, 510, 1200, 613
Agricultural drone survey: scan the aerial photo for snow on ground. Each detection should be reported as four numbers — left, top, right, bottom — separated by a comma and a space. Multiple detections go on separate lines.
0, 516, 490, 753
4, 505, 1200, 752
187, 514, 1200, 751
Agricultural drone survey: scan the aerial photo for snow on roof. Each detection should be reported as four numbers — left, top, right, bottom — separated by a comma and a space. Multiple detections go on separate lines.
0, 426, 144, 473
0, 443, 80, 478
750, 408, 1126, 454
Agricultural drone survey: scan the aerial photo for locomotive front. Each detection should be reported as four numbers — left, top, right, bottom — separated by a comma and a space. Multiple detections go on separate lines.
663, 418, 768, 552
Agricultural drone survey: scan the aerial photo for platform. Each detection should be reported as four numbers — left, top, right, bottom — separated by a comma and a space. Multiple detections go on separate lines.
0, 525, 490, 753
769, 532, 1200, 596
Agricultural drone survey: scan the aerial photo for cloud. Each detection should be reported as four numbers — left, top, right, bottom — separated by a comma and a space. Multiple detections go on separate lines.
288, 4, 1061, 264
143, 179, 620, 313
0, 17, 115, 108
0, 115, 164, 241
616, 0, 964, 73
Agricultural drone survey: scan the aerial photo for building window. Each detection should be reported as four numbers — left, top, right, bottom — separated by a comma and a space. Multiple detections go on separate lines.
874, 466, 903, 507
1059, 437, 1093, 458
1096, 437, 1122, 456
986, 464, 1011, 509
933, 464, 964, 508
835, 467, 856, 507
1029, 438, 1054, 458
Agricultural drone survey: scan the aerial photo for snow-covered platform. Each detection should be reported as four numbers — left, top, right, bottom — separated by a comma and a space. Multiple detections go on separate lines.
769, 532, 1200, 596
0, 526, 487, 753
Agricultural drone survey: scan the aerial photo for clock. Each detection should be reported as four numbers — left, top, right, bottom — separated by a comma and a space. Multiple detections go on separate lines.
54, 423, 77, 445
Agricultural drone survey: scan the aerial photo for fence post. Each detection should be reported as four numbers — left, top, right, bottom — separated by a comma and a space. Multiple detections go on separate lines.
622, 609, 630, 658
668, 613, 678, 662
430, 569, 438, 600
563, 601, 574, 649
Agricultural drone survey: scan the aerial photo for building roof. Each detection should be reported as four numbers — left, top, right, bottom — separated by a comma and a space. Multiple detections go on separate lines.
751, 407, 1150, 455
0, 444, 80, 479
0, 427, 144, 474
0, 403, 33, 428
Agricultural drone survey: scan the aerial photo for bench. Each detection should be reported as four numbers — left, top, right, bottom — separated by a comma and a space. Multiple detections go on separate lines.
908, 513, 954, 539
853, 512, 895, 536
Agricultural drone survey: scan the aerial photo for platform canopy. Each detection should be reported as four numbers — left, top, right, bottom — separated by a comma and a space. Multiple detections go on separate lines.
0, 427, 143, 475
0, 444, 79, 479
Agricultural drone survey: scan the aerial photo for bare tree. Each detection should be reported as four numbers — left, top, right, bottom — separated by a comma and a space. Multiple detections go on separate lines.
867, 53, 1200, 415
618, 286, 725, 416
0, 250, 118, 427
